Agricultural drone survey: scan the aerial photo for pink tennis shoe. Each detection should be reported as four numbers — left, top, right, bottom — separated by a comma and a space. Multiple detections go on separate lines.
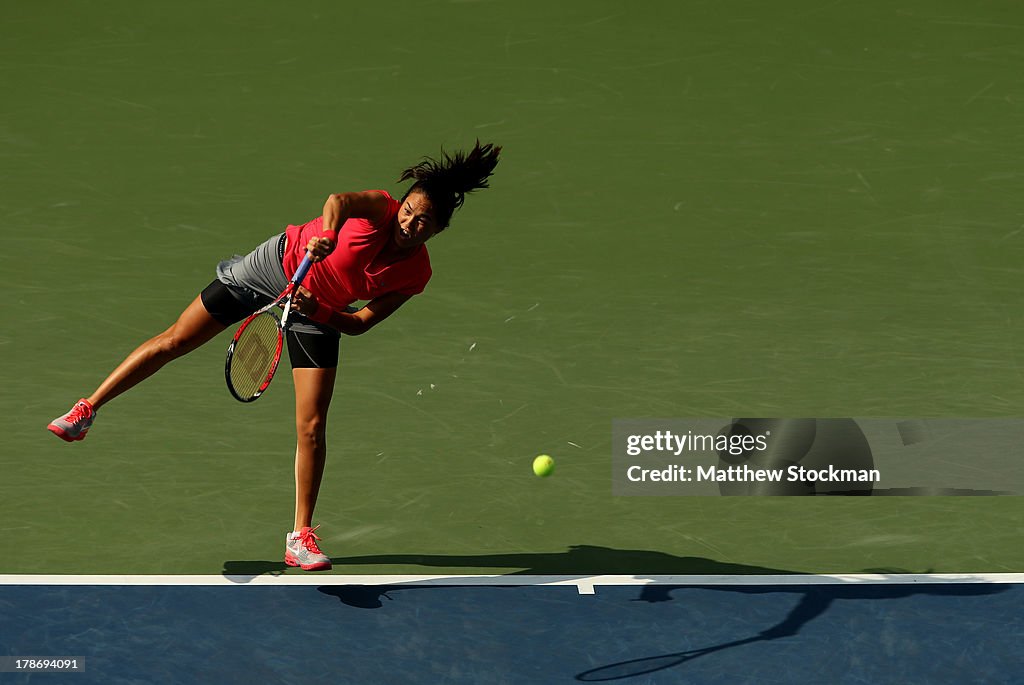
285, 525, 332, 571
47, 399, 96, 442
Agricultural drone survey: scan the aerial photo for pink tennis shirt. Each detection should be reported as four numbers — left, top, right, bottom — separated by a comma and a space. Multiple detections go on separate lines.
281, 190, 432, 318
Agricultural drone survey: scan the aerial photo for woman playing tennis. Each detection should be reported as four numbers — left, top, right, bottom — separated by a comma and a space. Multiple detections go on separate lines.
47, 141, 501, 571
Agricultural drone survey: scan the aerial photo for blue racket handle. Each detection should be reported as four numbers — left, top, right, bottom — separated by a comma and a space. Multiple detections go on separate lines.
291, 252, 314, 287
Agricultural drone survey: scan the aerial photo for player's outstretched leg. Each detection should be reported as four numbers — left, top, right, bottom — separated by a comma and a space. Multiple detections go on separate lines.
47, 294, 226, 441
284, 366, 336, 571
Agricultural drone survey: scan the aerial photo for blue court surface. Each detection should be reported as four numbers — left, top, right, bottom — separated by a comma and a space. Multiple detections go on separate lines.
1, 579, 1021, 684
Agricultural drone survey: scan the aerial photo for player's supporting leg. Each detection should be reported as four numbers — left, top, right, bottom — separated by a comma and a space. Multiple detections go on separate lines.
293, 366, 336, 528
285, 366, 336, 571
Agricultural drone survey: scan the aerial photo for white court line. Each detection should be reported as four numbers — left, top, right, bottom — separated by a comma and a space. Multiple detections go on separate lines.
0, 574, 1022, 595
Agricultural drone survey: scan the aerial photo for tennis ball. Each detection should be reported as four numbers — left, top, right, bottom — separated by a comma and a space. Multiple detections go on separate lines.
533, 454, 555, 477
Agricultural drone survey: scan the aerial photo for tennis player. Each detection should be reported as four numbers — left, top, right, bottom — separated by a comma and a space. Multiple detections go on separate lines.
47, 141, 501, 571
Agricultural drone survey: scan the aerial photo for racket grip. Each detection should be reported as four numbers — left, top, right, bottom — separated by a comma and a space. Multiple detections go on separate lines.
291, 252, 314, 286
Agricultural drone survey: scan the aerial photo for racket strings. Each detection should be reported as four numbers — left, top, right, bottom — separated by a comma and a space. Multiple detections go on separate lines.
229, 312, 281, 399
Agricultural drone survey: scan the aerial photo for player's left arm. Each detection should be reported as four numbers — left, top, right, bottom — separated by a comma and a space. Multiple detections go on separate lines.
292, 288, 412, 336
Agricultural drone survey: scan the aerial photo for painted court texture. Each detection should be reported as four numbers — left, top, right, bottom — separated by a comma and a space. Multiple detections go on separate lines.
2, 0, 1022, 682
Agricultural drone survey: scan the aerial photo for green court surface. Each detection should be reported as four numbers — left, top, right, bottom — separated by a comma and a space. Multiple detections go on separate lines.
2, 1, 1022, 575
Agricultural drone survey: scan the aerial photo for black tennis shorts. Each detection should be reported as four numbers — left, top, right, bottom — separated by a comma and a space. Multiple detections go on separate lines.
200, 280, 340, 370
199, 278, 339, 368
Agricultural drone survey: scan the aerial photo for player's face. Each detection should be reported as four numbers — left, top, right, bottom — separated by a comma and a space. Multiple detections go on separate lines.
396, 191, 439, 249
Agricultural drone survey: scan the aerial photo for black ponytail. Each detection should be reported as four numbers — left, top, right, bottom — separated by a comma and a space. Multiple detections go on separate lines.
398, 140, 501, 230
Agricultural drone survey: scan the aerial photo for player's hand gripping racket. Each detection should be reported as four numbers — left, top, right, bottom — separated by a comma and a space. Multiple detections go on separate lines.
224, 252, 315, 402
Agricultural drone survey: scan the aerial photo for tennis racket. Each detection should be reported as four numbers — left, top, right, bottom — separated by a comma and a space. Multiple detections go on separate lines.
224, 252, 315, 402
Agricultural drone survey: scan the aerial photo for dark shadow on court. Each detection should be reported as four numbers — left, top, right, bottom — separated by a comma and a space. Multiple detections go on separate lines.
224, 544, 964, 580
576, 581, 1011, 681
306, 552, 1012, 682
222, 544, 800, 581
317, 585, 401, 608
330, 545, 802, 576
313, 548, 1013, 681
222, 548, 1013, 681
222, 560, 289, 580
315, 585, 525, 609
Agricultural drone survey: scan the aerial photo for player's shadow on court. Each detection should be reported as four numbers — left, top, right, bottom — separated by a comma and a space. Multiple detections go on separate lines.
575, 580, 1010, 681
317, 585, 409, 608
222, 544, 794, 580
306, 545, 783, 610
329, 545, 804, 576
300, 547, 1011, 681
222, 543, 968, 580
221, 560, 290, 579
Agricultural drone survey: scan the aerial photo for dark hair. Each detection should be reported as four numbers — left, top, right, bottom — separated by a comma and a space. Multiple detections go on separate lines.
398, 140, 501, 230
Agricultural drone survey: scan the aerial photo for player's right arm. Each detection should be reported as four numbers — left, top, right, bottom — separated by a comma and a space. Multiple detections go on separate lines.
321, 191, 390, 239
307, 191, 391, 262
